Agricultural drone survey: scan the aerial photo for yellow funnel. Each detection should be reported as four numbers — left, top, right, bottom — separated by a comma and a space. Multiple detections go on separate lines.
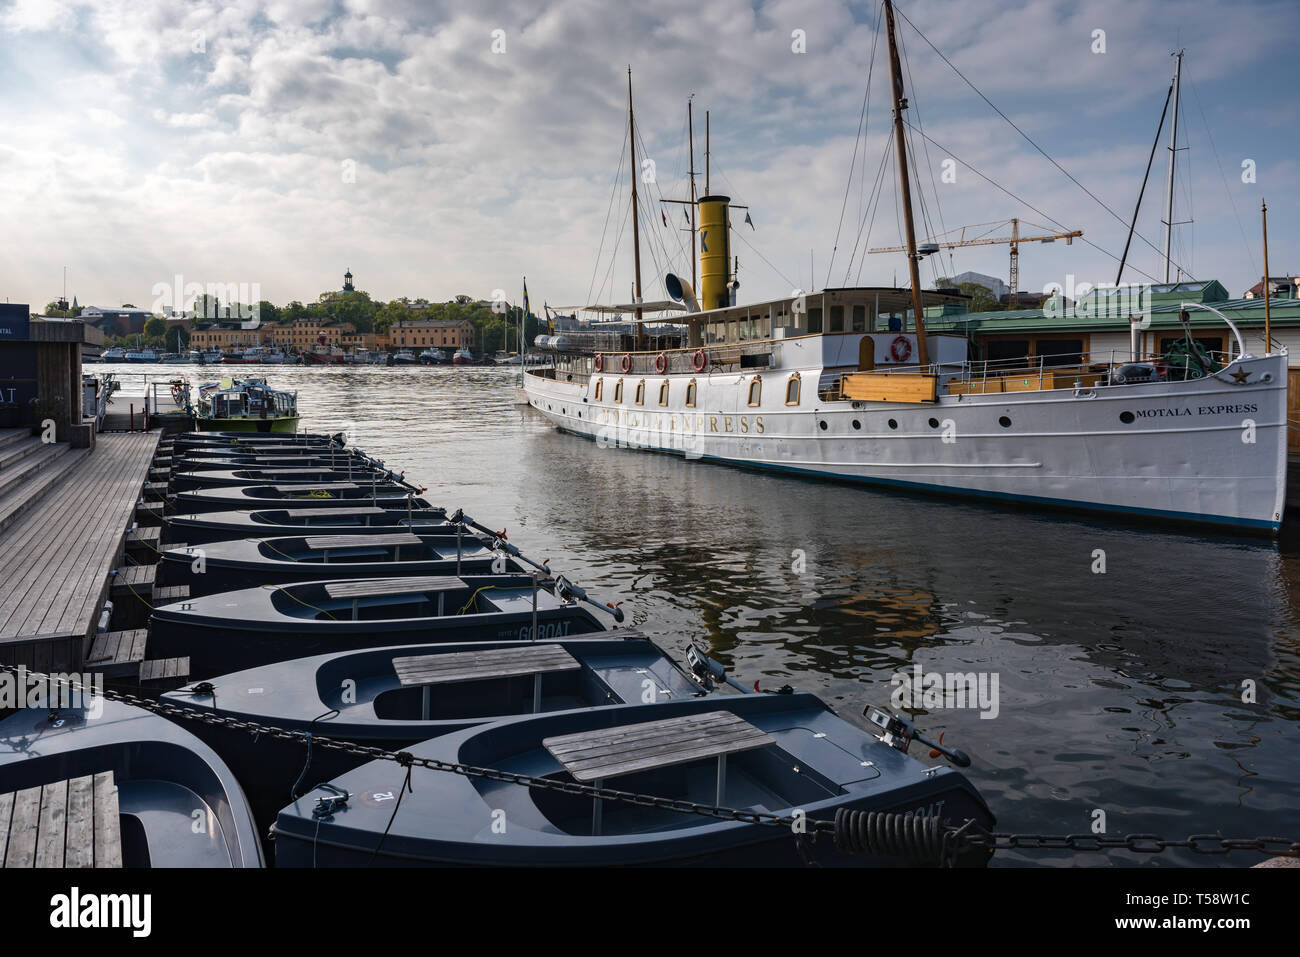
698, 195, 731, 311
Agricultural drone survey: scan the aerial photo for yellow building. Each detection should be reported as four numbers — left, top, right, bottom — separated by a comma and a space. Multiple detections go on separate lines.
188, 321, 267, 351
266, 318, 356, 350
389, 320, 473, 350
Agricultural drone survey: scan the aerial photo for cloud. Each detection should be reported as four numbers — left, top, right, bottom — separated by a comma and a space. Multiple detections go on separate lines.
0, 0, 1293, 310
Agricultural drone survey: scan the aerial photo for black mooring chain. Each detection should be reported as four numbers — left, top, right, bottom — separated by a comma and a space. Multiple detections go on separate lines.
3, 664, 1297, 860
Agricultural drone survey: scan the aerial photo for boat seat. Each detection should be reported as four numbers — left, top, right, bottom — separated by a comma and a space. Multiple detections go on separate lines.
303, 532, 423, 551
271, 483, 358, 493
279, 506, 389, 519
323, 575, 466, 599
394, 644, 581, 716
1, 771, 122, 868
543, 711, 775, 835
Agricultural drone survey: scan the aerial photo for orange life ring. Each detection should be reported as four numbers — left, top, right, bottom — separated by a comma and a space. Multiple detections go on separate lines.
620, 354, 632, 373
890, 335, 913, 362
593, 354, 604, 373
654, 353, 667, 374
692, 349, 707, 372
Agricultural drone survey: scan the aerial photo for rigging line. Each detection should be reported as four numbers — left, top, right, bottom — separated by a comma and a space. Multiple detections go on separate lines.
586, 117, 631, 307
635, 125, 692, 276
899, 20, 952, 284
854, 146, 893, 285
825, 0, 883, 288
731, 229, 799, 291
1116, 82, 1172, 286
1186, 79, 1254, 276
844, 127, 895, 284
595, 186, 634, 305
901, 118, 1172, 286
892, 2, 1196, 281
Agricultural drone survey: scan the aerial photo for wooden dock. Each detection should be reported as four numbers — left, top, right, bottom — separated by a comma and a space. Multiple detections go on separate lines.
0, 431, 160, 671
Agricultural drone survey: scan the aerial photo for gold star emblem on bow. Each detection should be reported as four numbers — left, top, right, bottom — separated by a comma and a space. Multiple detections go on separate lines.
1230, 368, 1251, 384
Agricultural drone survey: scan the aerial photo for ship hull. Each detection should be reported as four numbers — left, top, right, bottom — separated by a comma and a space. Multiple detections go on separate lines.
193, 415, 301, 433
523, 352, 1288, 534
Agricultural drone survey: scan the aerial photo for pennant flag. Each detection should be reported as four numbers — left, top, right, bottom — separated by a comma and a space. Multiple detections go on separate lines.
661, 209, 668, 227
522, 277, 530, 323
745, 211, 755, 230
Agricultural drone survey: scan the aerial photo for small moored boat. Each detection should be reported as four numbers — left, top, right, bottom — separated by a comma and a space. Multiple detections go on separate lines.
168, 466, 395, 491
158, 532, 522, 595
271, 692, 994, 867
161, 633, 702, 822
162, 505, 453, 546
0, 679, 262, 867
147, 573, 607, 677
193, 377, 300, 434
167, 482, 423, 514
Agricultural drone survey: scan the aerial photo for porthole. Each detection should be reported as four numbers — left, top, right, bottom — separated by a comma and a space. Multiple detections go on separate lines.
852, 419, 862, 430
1119, 411, 1135, 424
818, 420, 828, 431
998, 416, 1011, 428
928, 417, 940, 428
888, 418, 898, 430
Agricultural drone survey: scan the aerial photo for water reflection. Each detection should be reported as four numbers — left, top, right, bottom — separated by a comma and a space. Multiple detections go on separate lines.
149, 364, 1300, 865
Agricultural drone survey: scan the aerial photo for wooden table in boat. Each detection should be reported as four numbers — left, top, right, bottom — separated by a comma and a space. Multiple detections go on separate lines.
279, 506, 390, 522
394, 644, 581, 717
1, 771, 121, 868
542, 710, 775, 835
323, 575, 466, 619
271, 483, 359, 493
303, 532, 423, 560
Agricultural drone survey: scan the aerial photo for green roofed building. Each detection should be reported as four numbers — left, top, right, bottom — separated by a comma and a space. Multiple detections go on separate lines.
924, 279, 1300, 371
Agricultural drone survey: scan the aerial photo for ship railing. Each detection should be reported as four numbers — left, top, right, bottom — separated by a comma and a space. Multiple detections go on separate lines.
862, 348, 1245, 395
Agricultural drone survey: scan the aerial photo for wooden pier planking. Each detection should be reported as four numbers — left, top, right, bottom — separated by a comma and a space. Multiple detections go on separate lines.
35, 441, 160, 636
0, 432, 160, 667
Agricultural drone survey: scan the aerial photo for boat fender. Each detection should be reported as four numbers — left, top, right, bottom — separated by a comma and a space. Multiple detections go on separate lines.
890, 335, 912, 362
654, 353, 667, 374
693, 349, 707, 372
594, 354, 604, 373
621, 354, 633, 373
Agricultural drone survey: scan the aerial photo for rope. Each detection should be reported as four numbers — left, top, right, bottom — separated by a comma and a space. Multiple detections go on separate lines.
261, 583, 339, 621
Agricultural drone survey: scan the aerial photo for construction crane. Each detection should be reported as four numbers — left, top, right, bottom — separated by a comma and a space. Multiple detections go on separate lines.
869, 218, 1082, 307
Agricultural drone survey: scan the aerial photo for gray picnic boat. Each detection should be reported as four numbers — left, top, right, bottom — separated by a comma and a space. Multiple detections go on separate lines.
271, 692, 995, 867
162, 453, 373, 471
160, 633, 706, 824
168, 467, 396, 491
0, 680, 262, 867
162, 505, 454, 546
158, 532, 522, 595
147, 573, 607, 678
168, 483, 422, 514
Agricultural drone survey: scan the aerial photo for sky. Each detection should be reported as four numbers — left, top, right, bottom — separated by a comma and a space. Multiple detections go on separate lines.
0, 0, 1296, 314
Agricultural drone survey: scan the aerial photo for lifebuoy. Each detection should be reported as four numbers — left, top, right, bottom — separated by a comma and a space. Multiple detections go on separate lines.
693, 349, 707, 372
620, 354, 632, 374
593, 354, 604, 372
654, 353, 667, 374
890, 335, 913, 363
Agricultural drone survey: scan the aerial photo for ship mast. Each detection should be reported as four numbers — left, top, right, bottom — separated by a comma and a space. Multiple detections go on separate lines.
688, 97, 698, 292
1161, 51, 1184, 283
883, 0, 929, 367
628, 67, 644, 346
